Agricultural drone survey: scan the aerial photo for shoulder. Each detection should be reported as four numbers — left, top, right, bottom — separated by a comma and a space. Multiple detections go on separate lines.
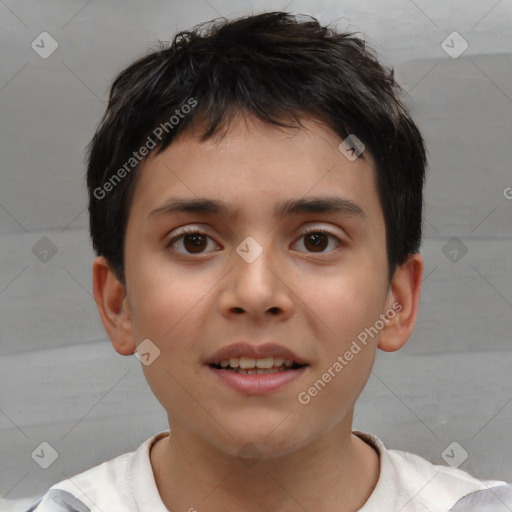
24, 431, 169, 512
388, 446, 506, 508
450, 483, 512, 510
25, 488, 96, 512
24, 451, 133, 512
355, 431, 509, 511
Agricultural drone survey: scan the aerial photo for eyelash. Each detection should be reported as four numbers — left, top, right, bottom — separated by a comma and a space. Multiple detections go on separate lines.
165, 226, 344, 256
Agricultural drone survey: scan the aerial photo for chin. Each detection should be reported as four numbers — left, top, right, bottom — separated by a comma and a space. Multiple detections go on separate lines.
208, 415, 306, 459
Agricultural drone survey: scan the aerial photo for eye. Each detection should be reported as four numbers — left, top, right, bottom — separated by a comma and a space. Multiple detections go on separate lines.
292, 229, 343, 254
165, 227, 221, 255
165, 226, 344, 256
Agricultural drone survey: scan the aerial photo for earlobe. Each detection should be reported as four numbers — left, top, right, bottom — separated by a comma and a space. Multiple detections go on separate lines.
92, 256, 136, 356
378, 253, 424, 353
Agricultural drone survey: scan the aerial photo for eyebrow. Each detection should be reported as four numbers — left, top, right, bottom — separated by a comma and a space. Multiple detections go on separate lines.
148, 196, 367, 221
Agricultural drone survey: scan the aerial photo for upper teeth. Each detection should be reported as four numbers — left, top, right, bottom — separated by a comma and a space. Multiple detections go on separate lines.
219, 357, 294, 369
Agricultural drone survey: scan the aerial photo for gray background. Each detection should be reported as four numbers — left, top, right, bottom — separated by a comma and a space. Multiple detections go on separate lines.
1, 0, 511, 510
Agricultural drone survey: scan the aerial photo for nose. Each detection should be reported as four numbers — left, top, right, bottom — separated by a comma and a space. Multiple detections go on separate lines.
218, 237, 294, 322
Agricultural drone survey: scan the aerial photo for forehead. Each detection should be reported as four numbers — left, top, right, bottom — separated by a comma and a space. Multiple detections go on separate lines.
128, 114, 382, 228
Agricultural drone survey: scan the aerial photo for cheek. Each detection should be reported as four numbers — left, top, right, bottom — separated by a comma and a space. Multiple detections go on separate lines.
128, 254, 197, 337
130, 265, 212, 419
306, 266, 385, 409
307, 265, 387, 346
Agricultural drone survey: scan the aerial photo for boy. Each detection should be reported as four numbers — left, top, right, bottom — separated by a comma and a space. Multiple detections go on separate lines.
27, 11, 511, 512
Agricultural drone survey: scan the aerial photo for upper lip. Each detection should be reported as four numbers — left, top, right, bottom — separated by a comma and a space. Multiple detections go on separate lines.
205, 342, 308, 366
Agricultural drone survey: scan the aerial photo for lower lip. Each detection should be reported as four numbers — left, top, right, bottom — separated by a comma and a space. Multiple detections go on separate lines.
206, 366, 307, 395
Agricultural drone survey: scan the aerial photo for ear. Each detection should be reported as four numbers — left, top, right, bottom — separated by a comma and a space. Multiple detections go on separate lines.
92, 256, 136, 356
378, 253, 424, 352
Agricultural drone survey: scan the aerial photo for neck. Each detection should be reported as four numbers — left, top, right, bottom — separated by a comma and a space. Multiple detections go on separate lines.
150, 421, 380, 512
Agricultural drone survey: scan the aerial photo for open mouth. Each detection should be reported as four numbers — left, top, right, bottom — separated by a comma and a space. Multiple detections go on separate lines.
209, 356, 306, 375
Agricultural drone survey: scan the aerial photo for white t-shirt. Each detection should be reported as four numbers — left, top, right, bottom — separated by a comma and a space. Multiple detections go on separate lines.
26, 430, 511, 512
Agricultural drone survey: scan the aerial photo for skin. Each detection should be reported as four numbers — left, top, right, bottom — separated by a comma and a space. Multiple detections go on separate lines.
93, 113, 423, 512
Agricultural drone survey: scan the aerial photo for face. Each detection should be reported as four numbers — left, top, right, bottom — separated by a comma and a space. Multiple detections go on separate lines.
121, 114, 393, 457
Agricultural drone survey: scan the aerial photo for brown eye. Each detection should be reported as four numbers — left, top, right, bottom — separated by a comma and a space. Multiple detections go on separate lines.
182, 233, 208, 253
303, 232, 329, 252
166, 229, 221, 255
293, 230, 342, 254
